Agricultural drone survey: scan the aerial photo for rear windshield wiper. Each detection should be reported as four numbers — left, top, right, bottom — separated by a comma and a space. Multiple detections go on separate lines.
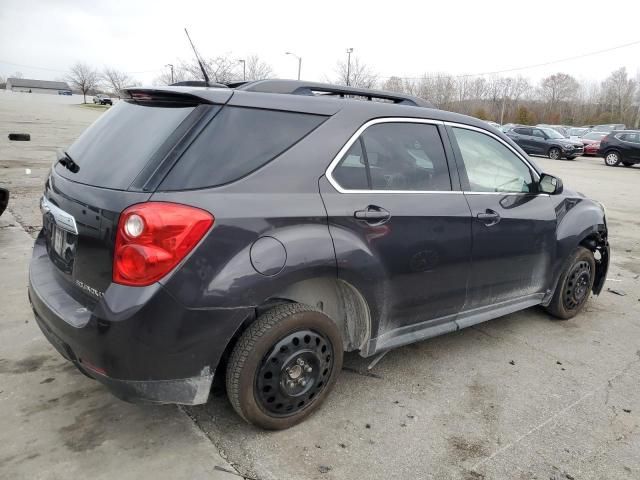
58, 152, 80, 173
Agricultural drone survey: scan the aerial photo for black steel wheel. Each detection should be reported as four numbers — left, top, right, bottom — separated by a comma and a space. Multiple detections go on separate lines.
255, 329, 334, 417
226, 303, 343, 429
545, 247, 595, 320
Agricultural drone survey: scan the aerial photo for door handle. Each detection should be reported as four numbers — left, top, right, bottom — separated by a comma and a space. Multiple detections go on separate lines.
476, 209, 501, 226
354, 206, 390, 224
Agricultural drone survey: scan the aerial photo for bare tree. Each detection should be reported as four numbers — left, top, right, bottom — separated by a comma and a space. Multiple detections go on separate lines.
67, 62, 99, 103
102, 67, 137, 98
382, 76, 405, 93
601, 67, 636, 124
153, 64, 191, 86
334, 56, 377, 89
183, 56, 239, 84
244, 55, 273, 81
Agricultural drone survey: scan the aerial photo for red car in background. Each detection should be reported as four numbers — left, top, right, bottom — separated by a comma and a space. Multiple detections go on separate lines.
581, 132, 608, 156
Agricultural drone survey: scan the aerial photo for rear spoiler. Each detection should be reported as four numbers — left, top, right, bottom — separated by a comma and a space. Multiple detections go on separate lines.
121, 87, 233, 106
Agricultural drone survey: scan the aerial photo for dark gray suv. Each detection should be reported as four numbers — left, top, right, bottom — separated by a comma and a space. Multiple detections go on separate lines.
29, 80, 609, 429
507, 126, 584, 160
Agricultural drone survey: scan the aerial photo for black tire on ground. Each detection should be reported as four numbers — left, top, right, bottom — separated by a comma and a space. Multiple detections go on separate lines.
8, 133, 30, 141
548, 147, 561, 160
226, 303, 343, 430
604, 151, 621, 166
622, 161, 634, 167
545, 247, 596, 320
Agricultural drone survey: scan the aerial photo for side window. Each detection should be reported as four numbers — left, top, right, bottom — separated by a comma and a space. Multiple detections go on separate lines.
515, 127, 531, 136
362, 123, 451, 191
331, 139, 369, 190
451, 127, 535, 193
532, 129, 546, 138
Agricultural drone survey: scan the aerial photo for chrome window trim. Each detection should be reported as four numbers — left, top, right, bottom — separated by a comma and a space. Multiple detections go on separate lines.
325, 117, 455, 194
325, 117, 543, 196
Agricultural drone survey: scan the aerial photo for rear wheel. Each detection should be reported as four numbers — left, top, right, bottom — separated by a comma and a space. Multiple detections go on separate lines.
548, 147, 561, 160
604, 151, 621, 166
545, 247, 595, 320
226, 303, 343, 430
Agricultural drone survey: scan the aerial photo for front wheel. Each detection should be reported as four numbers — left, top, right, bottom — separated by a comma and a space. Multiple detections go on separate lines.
545, 247, 595, 320
548, 147, 561, 160
604, 151, 621, 166
226, 303, 343, 430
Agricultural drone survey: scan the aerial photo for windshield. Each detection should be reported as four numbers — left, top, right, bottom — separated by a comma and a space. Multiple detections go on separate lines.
583, 132, 606, 141
541, 128, 564, 139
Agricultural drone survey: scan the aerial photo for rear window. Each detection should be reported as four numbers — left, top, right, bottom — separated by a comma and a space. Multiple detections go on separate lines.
159, 106, 326, 190
57, 101, 195, 189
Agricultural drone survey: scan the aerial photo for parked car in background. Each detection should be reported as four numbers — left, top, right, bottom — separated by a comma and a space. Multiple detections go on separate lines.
580, 132, 608, 156
536, 124, 569, 138
484, 120, 501, 129
507, 126, 584, 159
93, 94, 113, 105
599, 130, 640, 166
567, 127, 590, 139
500, 123, 521, 133
57, 90, 72, 96
593, 124, 626, 133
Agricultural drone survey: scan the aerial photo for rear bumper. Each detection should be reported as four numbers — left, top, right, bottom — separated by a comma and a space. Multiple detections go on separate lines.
29, 234, 252, 405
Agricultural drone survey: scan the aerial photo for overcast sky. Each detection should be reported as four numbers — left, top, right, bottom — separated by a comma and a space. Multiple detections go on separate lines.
1, 0, 639, 86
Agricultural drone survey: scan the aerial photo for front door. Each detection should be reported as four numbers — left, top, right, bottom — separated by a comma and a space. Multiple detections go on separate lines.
447, 125, 557, 312
320, 120, 472, 344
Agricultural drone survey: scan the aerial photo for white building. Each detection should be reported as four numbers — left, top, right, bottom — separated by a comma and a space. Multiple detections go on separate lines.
6, 78, 71, 94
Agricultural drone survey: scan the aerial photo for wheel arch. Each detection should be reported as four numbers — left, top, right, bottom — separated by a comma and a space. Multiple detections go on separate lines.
546, 199, 609, 303
262, 278, 373, 356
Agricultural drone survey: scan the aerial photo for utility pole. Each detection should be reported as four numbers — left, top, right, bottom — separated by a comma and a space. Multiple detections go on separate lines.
346, 48, 353, 86
239, 59, 246, 81
285, 52, 302, 80
165, 64, 174, 84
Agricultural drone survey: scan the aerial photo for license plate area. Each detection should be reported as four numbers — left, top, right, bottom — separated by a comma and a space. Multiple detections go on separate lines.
44, 215, 77, 274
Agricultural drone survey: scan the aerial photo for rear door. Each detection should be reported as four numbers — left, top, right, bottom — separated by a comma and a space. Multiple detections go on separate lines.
531, 128, 548, 154
509, 127, 533, 153
447, 124, 557, 315
320, 119, 472, 341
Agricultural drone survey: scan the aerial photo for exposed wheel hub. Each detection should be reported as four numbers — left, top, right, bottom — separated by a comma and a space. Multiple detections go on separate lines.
563, 260, 591, 310
256, 329, 334, 416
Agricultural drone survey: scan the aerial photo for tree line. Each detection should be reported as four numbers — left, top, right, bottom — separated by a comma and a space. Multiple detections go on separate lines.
58, 55, 640, 128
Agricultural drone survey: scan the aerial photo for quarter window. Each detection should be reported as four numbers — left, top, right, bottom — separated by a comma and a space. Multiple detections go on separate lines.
451, 127, 535, 193
331, 122, 452, 191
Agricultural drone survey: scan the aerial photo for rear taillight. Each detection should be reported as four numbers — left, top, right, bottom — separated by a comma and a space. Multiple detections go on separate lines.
113, 202, 214, 286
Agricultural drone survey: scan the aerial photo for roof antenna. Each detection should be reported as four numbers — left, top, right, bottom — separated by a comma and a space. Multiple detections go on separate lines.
184, 27, 210, 86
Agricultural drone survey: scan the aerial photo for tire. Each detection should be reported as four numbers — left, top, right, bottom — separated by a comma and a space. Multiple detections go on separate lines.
226, 303, 343, 430
622, 161, 634, 167
604, 151, 621, 166
548, 147, 561, 160
545, 247, 596, 320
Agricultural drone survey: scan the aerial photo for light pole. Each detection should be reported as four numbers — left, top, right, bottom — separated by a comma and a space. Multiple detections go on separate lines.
285, 52, 302, 80
238, 59, 246, 81
346, 48, 353, 86
165, 64, 174, 84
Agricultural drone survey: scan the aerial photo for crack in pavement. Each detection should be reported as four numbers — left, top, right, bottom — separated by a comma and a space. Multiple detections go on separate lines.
470, 355, 640, 474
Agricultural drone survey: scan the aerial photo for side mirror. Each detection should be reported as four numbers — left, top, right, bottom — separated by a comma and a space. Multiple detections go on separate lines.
539, 173, 563, 195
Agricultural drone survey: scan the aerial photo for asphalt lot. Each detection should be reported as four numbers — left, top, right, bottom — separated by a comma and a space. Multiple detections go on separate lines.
1, 91, 639, 480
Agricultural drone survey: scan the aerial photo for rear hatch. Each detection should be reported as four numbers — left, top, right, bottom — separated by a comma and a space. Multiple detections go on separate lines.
42, 89, 231, 301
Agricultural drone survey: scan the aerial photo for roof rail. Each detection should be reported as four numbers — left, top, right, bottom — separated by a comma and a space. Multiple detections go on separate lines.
235, 79, 434, 108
